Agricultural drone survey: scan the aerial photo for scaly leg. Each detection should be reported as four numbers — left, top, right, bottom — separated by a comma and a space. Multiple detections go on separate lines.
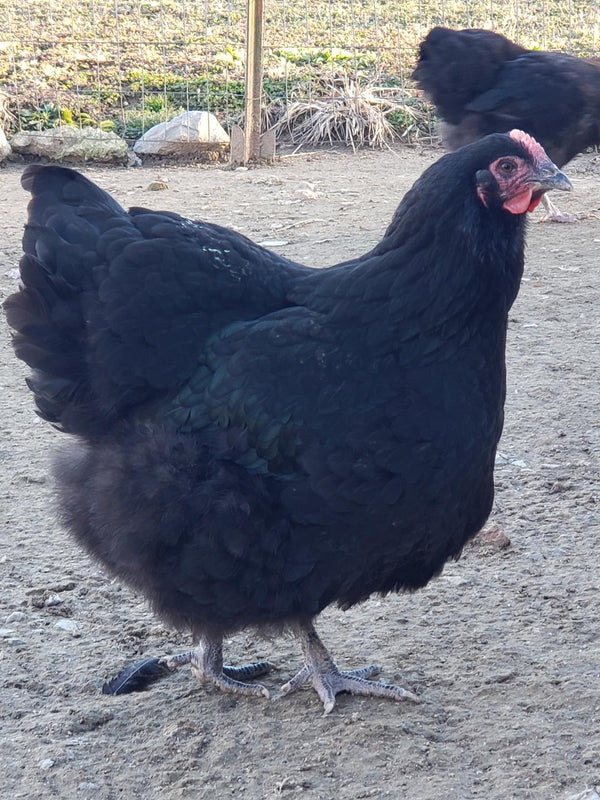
538, 194, 594, 223
281, 620, 418, 714
162, 633, 273, 699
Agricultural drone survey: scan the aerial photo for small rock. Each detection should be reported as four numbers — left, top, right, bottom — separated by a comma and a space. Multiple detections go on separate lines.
55, 619, 79, 634
39, 759, 55, 771
440, 575, 471, 587
0, 628, 15, 638
258, 239, 289, 248
50, 579, 77, 593
294, 181, 322, 200
5, 612, 26, 623
469, 526, 511, 550
567, 789, 600, 800
511, 458, 528, 468
6, 268, 20, 280
147, 180, 168, 191
44, 595, 63, 607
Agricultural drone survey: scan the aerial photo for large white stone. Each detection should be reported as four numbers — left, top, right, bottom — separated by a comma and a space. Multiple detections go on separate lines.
10, 126, 128, 163
0, 128, 11, 160
133, 110, 230, 155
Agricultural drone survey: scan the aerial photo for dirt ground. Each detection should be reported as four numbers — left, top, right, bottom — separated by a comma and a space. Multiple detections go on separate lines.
1, 145, 599, 800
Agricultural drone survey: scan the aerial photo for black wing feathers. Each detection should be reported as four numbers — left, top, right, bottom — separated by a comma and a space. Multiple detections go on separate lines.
464, 53, 599, 165
6, 165, 308, 434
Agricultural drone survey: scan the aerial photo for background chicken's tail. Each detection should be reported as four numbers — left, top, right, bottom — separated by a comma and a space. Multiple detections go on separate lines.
4, 165, 126, 436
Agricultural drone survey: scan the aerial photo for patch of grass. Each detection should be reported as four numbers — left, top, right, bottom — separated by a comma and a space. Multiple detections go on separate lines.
271, 46, 377, 71
16, 101, 109, 132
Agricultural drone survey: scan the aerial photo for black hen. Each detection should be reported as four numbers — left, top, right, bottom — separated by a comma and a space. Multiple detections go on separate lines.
4, 132, 570, 713
413, 27, 600, 220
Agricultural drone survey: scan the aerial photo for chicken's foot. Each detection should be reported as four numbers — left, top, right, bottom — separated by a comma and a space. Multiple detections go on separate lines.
162, 635, 273, 699
281, 621, 418, 714
538, 194, 595, 223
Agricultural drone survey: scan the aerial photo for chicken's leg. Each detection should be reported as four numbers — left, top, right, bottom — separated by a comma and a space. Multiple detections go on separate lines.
281, 620, 418, 713
163, 633, 273, 698
538, 193, 593, 223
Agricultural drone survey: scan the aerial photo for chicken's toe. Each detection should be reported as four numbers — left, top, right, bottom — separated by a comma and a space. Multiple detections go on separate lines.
283, 621, 418, 713
164, 637, 273, 698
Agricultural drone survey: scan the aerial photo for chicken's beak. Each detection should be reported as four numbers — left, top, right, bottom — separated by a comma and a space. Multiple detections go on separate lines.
536, 164, 572, 193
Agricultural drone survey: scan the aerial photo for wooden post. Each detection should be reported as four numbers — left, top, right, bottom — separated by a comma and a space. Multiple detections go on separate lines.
244, 0, 263, 163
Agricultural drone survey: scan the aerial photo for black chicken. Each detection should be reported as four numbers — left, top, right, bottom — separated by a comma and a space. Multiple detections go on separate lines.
4, 132, 570, 713
412, 26, 600, 221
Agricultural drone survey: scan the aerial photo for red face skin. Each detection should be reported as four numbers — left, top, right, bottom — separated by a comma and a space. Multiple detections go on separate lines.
486, 155, 546, 214
477, 130, 560, 215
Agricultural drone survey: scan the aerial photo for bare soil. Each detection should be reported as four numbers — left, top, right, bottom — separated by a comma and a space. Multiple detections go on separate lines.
1, 146, 599, 800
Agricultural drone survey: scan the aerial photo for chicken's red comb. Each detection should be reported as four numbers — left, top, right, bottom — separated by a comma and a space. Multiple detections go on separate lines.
508, 129, 547, 162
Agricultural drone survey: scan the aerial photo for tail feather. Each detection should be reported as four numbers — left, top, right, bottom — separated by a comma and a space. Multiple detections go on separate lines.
21, 163, 124, 216
101, 656, 172, 695
5, 164, 304, 439
4, 165, 126, 434
7, 256, 84, 372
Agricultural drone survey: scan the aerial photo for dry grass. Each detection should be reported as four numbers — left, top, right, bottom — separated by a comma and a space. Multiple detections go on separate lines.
0, 91, 15, 129
275, 79, 436, 148
276, 81, 396, 150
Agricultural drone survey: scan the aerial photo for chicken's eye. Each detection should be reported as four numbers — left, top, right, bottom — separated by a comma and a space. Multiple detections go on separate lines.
498, 160, 516, 174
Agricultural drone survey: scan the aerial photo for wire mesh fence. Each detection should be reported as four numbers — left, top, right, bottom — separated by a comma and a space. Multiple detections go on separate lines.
1, 0, 599, 146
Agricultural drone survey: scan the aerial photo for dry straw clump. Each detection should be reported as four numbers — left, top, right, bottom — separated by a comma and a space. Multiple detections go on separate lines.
275, 78, 433, 150
0, 90, 15, 129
